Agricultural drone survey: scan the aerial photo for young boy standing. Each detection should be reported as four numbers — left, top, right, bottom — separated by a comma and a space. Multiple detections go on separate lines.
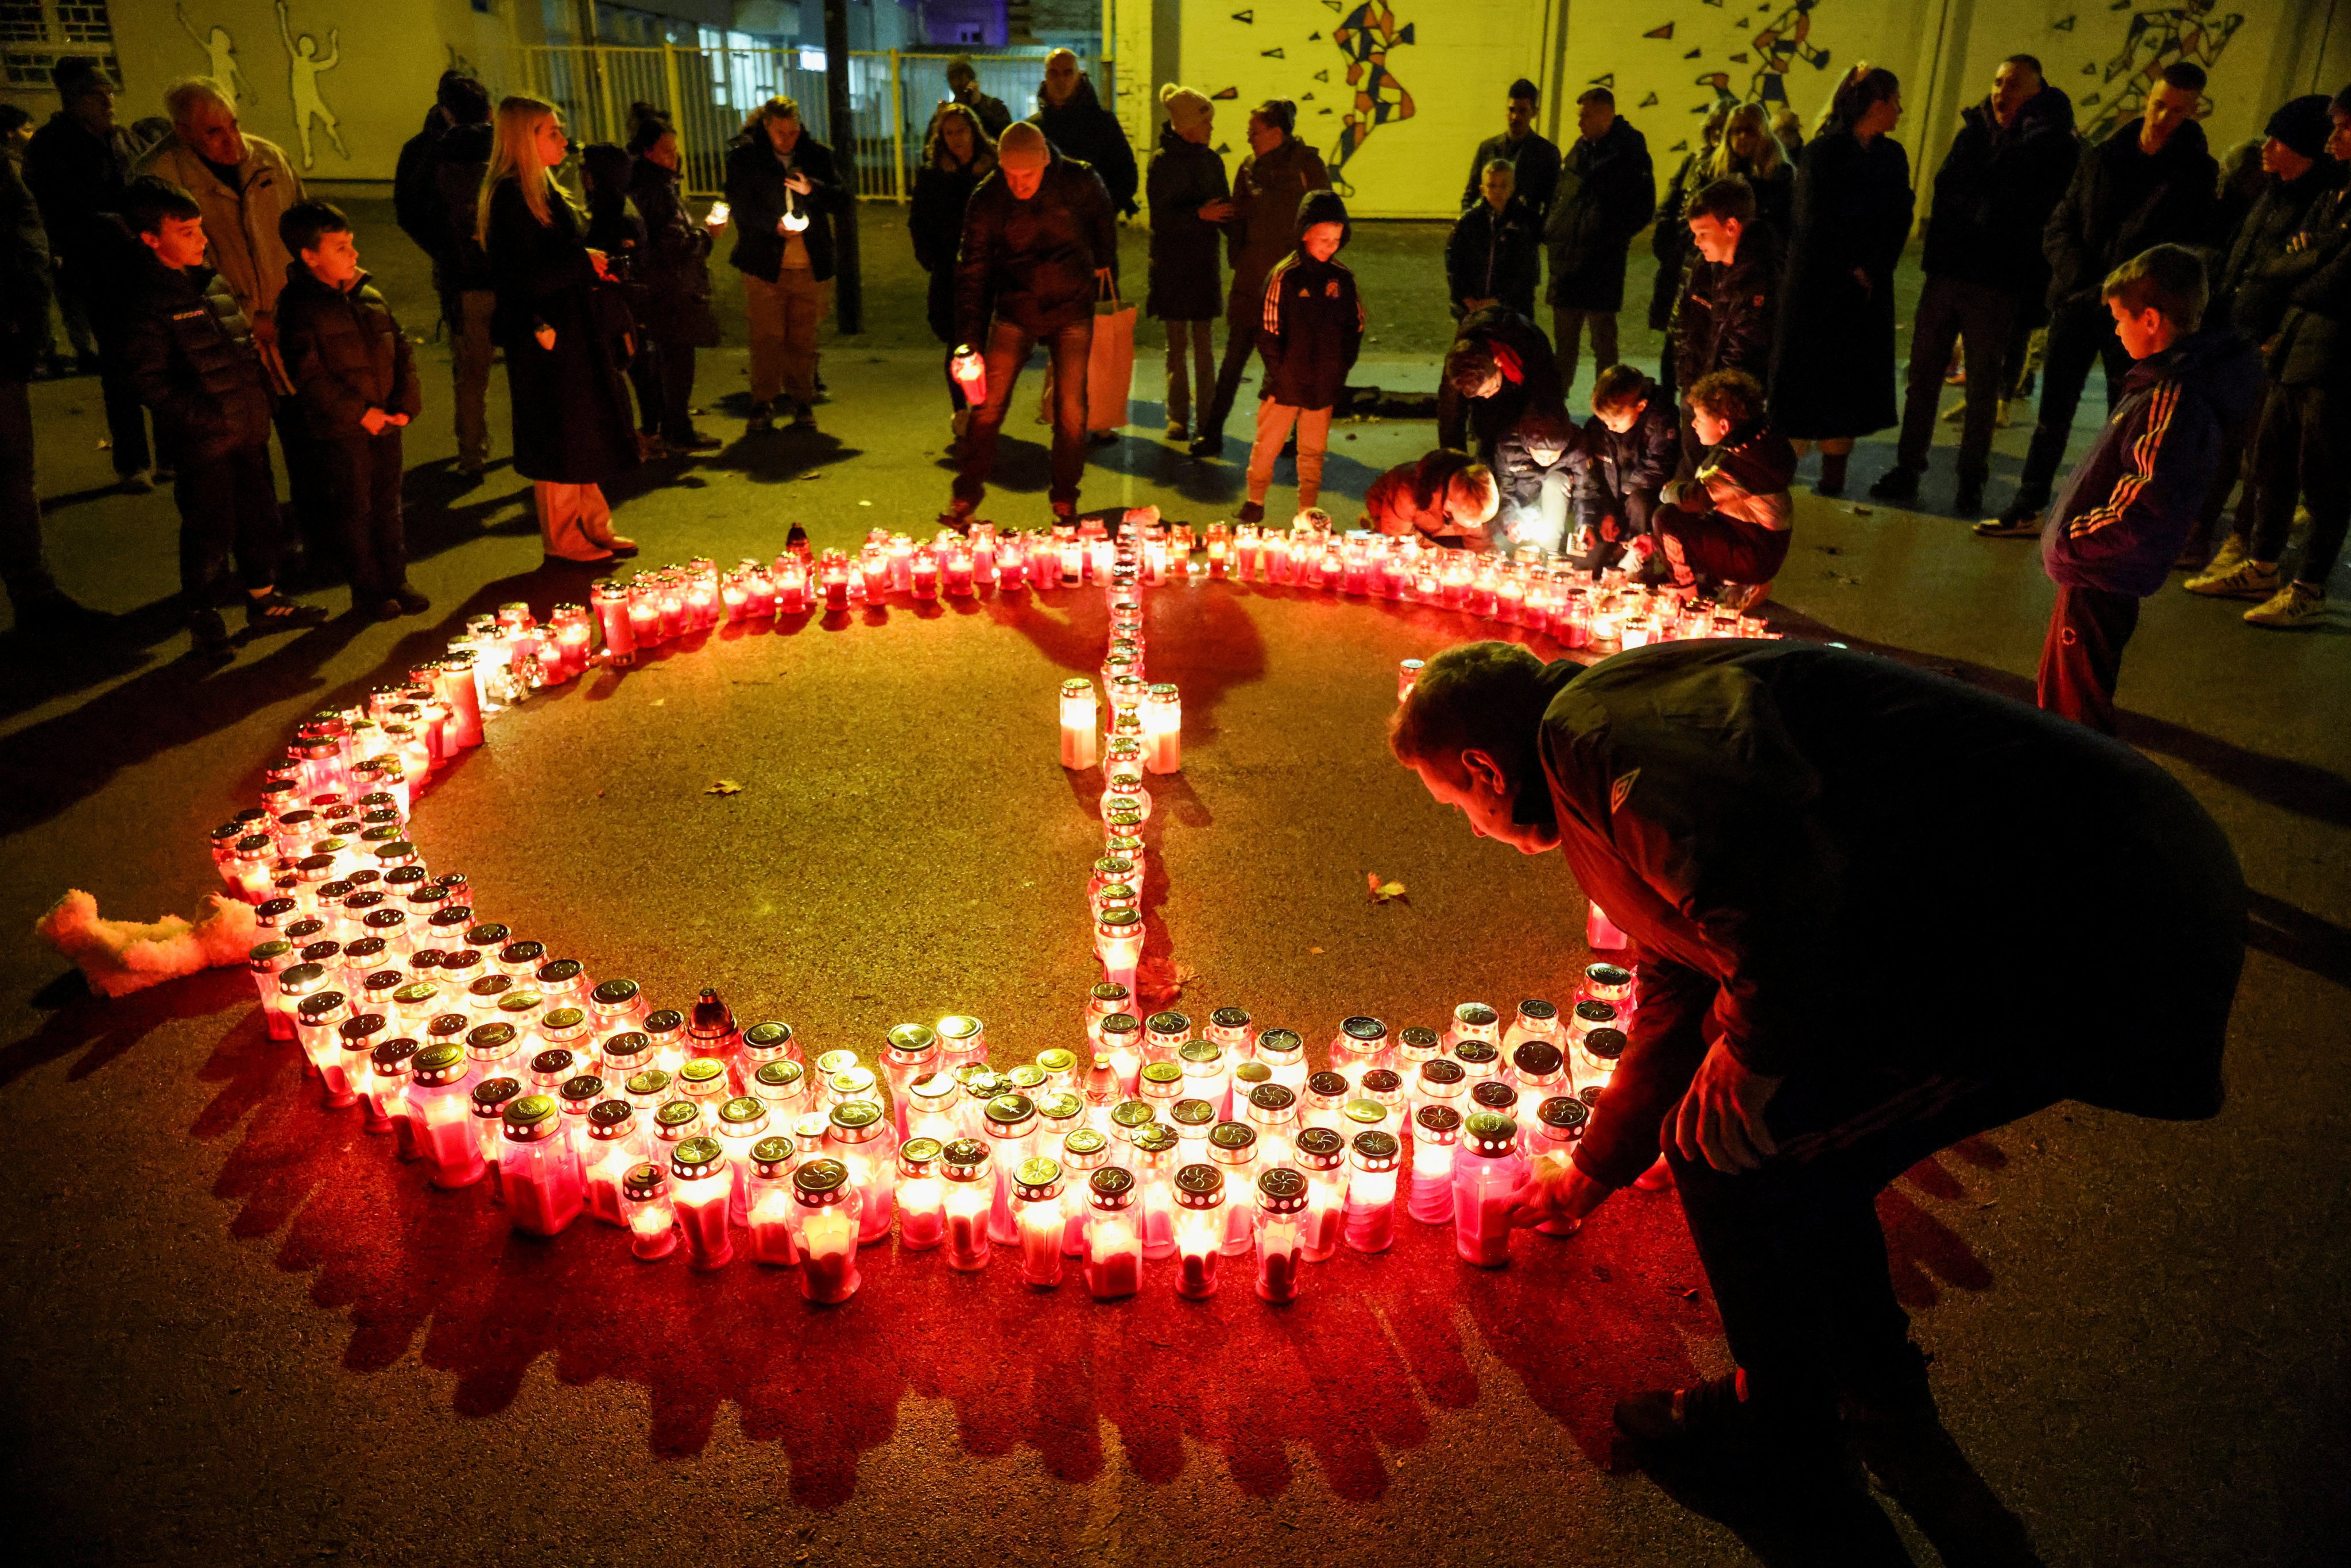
1671, 179, 1776, 476
119, 176, 324, 659
2030, 244, 2263, 731
276, 199, 427, 619
1648, 368, 1795, 609
1239, 189, 1362, 524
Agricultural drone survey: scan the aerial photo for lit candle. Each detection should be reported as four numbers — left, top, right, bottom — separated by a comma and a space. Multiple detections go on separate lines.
502, 1094, 586, 1237
824, 1099, 896, 1244
366, 1036, 421, 1156
1095, 909, 1142, 993
249, 942, 298, 1039
1343, 1131, 1401, 1254
881, 1022, 940, 1143
940, 1138, 994, 1269
1509, 1040, 1566, 1102
1244, 1081, 1299, 1170
669, 1136, 734, 1269
1014, 1159, 1067, 1287
1397, 659, 1423, 703
404, 1043, 484, 1188
1329, 1016, 1389, 1095
1253, 1028, 1307, 1094
330, 1013, 384, 1108
1084, 1167, 1143, 1298
622, 1162, 678, 1259
582, 1101, 640, 1224
1452, 1112, 1525, 1267
1445, 1002, 1501, 1052
1529, 1095, 1591, 1234
1408, 1104, 1462, 1222
1171, 1163, 1226, 1299
1141, 684, 1181, 774
1132, 1124, 1180, 1260
1254, 1167, 1308, 1303
746, 1135, 803, 1263
1292, 1127, 1347, 1260
1059, 679, 1099, 770
1209, 1121, 1260, 1256
895, 1137, 946, 1251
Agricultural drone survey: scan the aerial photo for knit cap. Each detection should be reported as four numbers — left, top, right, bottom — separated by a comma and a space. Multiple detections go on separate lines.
2267, 94, 2333, 161
1160, 84, 1213, 137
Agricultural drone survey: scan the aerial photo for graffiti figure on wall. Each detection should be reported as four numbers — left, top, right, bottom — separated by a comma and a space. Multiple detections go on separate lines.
1749, 0, 1834, 107
276, 0, 346, 168
2083, 0, 2244, 141
1330, 1, 1416, 195
175, 6, 255, 103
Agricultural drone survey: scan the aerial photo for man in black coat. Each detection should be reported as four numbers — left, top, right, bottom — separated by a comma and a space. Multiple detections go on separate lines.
1543, 88, 1654, 392
1031, 49, 1137, 219
946, 56, 1012, 141
1873, 57, 2078, 515
393, 72, 486, 266
0, 150, 96, 631
23, 57, 150, 488
1670, 179, 1777, 475
1391, 637, 2241, 1558
417, 80, 493, 473
1985, 62, 2218, 530
946, 124, 1116, 526
1461, 78, 1562, 222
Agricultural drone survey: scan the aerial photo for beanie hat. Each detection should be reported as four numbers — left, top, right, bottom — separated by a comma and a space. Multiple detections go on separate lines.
1160, 84, 1213, 137
52, 56, 107, 100
1296, 187, 1350, 240
1255, 98, 1297, 135
2268, 94, 2333, 161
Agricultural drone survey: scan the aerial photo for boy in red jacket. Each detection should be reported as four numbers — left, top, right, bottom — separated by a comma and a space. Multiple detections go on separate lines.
1238, 189, 1362, 523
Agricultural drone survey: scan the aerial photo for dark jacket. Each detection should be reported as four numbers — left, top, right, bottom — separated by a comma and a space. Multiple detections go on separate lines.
1574, 396, 1679, 535
1257, 199, 1362, 411
1364, 449, 1490, 548
0, 154, 50, 383
276, 262, 422, 440
1769, 129, 1914, 440
2261, 187, 2351, 385
1492, 406, 1585, 519
22, 111, 133, 265
2043, 326, 2264, 595
120, 255, 274, 460
724, 133, 847, 284
580, 183, 651, 361
1920, 86, 2078, 301
2221, 162, 2346, 343
1446, 198, 1540, 320
1673, 243, 1776, 391
430, 122, 493, 296
955, 85, 1013, 141
2044, 119, 2218, 312
1145, 129, 1229, 319
909, 150, 994, 346
1227, 135, 1331, 305
1031, 75, 1138, 216
1455, 304, 1567, 463
483, 179, 640, 486
1528, 642, 2241, 1188
1648, 147, 1707, 331
1544, 117, 1655, 312
954, 150, 1117, 344
1463, 130, 1563, 220
626, 156, 722, 347
393, 107, 450, 262
1670, 416, 1798, 533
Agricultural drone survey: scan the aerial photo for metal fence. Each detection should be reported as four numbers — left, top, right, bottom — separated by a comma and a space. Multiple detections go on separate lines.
481, 44, 1110, 202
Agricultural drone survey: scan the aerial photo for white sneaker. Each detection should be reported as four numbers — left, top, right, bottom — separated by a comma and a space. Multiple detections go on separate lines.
2185, 554, 2279, 600
2244, 582, 2327, 628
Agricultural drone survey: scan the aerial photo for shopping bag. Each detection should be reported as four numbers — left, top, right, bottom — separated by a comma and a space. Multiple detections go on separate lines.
1087, 281, 1136, 433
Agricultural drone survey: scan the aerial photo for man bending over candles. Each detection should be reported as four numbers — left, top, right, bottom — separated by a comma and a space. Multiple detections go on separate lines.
1391, 637, 2242, 1563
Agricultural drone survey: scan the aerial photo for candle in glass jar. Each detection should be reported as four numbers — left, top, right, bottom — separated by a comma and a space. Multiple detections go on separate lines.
882, 1022, 940, 1141
1529, 1095, 1591, 1234
669, 1136, 734, 1269
1343, 1131, 1401, 1253
1292, 1127, 1347, 1260
405, 1043, 483, 1187
1083, 1167, 1142, 1298
1171, 1163, 1226, 1299
1095, 909, 1142, 992
1397, 658, 1424, 703
502, 1095, 586, 1237
794, 1159, 862, 1302
824, 1099, 896, 1244
1209, 1121, 1260, 1255
582, 1100, 640, 1224
894, 1137, 946, 1251
1141, 685, 1180, 774
1253, 1028, 1307, 1094
1013, 1158, 1067, 1287
330, 1013, 384, 1108
366, 1036, 421, 1153
1254, 1167, 1308, 1303
1408, 1104, 1462, 1222
940, 1138, 994, 1269
622, 1162, 677, 1258
1130, 1124, 1180, 1259
746, 1135, 804, 1263
1452, 1112, 1526, 1267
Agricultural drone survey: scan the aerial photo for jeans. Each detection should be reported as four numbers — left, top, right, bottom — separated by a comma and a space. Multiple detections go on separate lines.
2036, 582, 2139, 734
1895, 276, 2019, 491
953, 314, 1094, 513
1199, 279, 1265, 441
175, 441, 281, 611
0, 378, 58, 610
1551, 305, 1619, 394
2249, 381, 2351, 588
319, 430, 408, 602
451, 288, 495, 469
1163, 317, 1215, 431
1245, 400, 1334, 510
743, 268, 827, 409
2013, 299, 2133, 510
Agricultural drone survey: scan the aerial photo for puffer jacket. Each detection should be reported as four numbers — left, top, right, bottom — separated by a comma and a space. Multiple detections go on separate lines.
2222, 161, 2346, 343
431, 122, 494, 296
1492, 406, 1585, 518
120, 254, 274, 459
1544, 115, 1655, 312
1227, 135, 1331, 304
1454, 303, 1567, 462
1666, 417, 1797, 531
1031, 75, 1138, 216
2044, 326, 2265, 594
1920, 86, 2079, 299
1446, 198, 1541, 319
626, 155, 722, 347
1574, 396, 1678, 535
1363, 449, 1491, 548
2043, 119, 2218, 311
2260, 187, 2351, 385
1673, 245, 1776, 390
724, 133, 847, 283
276, 262, 421, 440
954, 149, 1116, 344
133, 131, 304, 389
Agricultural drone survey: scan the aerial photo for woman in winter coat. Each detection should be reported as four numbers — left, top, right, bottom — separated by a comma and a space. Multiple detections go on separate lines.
625, 103, 724, 454
1708, 103, 1794, 256
1768, 65, 1914, 496
908, 101, 996, 448
1147, 85, 1231, 443
479, 94, 640, 563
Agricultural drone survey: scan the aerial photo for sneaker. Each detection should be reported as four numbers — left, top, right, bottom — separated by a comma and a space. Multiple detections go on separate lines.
669, 429, 724, 452
2185, 553, 2278, 599
1866, 466, 1920, 504
791, 401, 818, 430
2244, 581, 2327, 628
1166, 421, 1190, 442
1994, 399, 2012, 429
245, 591, 328, 631
1939, 400, 1967, 424
392, 585, 432, 615
1237, 501, 1265, 524
1187, 431, 1225, 459
745, 402, 774, 434
185, 606, 234, 660
2192, 535, 2250, 578
1973, 502, 2043, 539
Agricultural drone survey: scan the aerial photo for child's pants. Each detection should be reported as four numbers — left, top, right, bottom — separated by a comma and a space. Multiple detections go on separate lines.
320, 429, 408, 603
1246, 400, 1333, 510
2036, 583, 2139, 736
175, 440, 280, 611
1652, 503, 1790, 587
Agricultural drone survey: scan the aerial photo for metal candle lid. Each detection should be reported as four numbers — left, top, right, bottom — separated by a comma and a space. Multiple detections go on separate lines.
1132, 1123, 1180, 1159
1013, 1157, 1063, 1200
1348, 1130, 1401, 1171
1537, 1096, 1590, 1135
1342, 1098, 1388, 1127
1573, 1000, 1617, 1028
470, 1077, 522, 1113
1099, 1013, 1141, 1042
718, 1095, 767, 1129
1584, 1028, 1627, 1062
1517, 999, 1559, 1023
1454, 1002, 1499, 1029
591, 978, 641, 1009
1360, 1068, 1403, 1098
1453, 1039, 1500, 1068
502, 1094, 560, 1135
754, 1059, 806, 1092
679, 1057, 729, 1093
1089, 1166, 1136, 1205
670, 1136, 725, 1178
830, 1099, 886, 1141
1473, 1081, 1521, 1112
940, 1139, 990, 1178
1585, 962, 1632, 991
1089, 982, 1132, 1006
1246, 1083, 1298, 1118
559, 1074, 605, 1108
1036, 1047, 1076, 1077
1208, 1121, 1257, 1160
1398, 1026, 1441, 1056
1512, 1041, 1566, 1079
1148, 1011, 1192, 1039
1256, 1166, 1308, 1213
1462, 1112, 1519, 1155
1062, 1127, 1110, 1165
792, 1156, 850, 1199
589, 1099, 636, 1136
1307, 1071, 1349, 1099
1255, 1028, 1303, 1061
936, 1015, 983, 1047
1173, 1163, 1226, 1207
1414, 1104, 1463, 1143
1340, 1016, 1387, 1044
370, 1037, 420, 1074
1110, 1099, 1156, 1131
1171, 1098, 1216, 1129
530, 1047, 576, 1079
655, 1099, 703, 1134
410, 1042, 466, 1084
893, 1137, 938, 1180
1139, 1061, 1183, 1095
743, 1020, 794, 1058
625, 1069, 673, 1100
885, 1022, 938, 1062
466, 1022, 518, 1056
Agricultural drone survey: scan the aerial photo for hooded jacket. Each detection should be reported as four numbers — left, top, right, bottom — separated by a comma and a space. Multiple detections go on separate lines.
393, 106, 450, 261
275, 261, 421, 440
1524, 641, 2241, 1188
1544, 115, 1655, 312
1672, 241, 1776, 390
1920, 85, 2079, 299
1573, 396, 1678, 535
2220, 160, 2346, 342
1446, 196, 1541, 319
1227, 134, 1331, 305
120, 253, 274, 459
2043, 119, 2218, 312
1031, 75, 1138, 216
1453, 303, 1567, 462
723, 131, 847, 284
133, 131, 305, 390
2042, 325, 2265, 596
1256, 189, 1362, 410
1145, 127, 1229, 320
954, 148, 1117, 344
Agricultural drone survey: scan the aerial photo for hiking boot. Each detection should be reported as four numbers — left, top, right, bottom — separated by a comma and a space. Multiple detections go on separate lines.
1867, 465, 1920, 503
2245, 581, 2327, 628
245, 591, 327, 632
1973, 501, 2043, 539
2185, 544, 2273, 598
1236, 501, 1265, 524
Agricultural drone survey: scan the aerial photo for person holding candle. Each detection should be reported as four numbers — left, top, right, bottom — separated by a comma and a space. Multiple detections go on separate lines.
1389, 636, 2242, 1558
1570, 364, 1678, 578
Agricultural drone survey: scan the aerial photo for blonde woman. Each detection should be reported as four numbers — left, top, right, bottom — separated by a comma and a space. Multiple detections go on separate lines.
478, 94, 639, 561
1707, 102, 1794, 247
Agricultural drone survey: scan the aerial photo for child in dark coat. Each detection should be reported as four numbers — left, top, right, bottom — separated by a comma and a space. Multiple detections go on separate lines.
1572, 363, 1679, 574
1649, 367, 1796, 608
1240, 189, 1363, 522
276, 200, 425, 620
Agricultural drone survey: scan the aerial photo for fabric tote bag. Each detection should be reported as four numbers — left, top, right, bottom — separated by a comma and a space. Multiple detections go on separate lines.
1087, 278, 1137, 432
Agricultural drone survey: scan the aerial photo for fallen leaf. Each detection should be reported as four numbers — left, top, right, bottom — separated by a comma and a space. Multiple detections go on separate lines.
1366, 873, 1408, 904
1307, 946, 1324, 954
705, 779, 746, 796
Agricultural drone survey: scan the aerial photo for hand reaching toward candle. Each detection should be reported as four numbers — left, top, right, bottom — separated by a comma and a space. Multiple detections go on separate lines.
1670, 1038, 1782, 1174
1508, 1155, 1612, 1233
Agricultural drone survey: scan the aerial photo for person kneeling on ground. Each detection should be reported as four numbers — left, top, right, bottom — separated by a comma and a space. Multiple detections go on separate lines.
1362, 448, 1500, 551
121, 175, 326, 660
1391, 636, 2242, 1563
1571, 363, 1677, 575
1240, 189, 1362, 523
1648, 369, 1794, 609
1492, 406, 1584, 553
275, 199, 428, 621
